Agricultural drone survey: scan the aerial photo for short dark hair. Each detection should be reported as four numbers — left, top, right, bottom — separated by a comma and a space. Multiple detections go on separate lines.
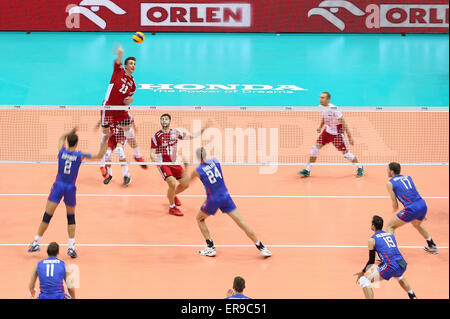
160, 113, 171, 121
233, 276, 246, 293
372, 215, 384, 231
47, 242, 59, 257
67, 133, 78, 147
196, 147, 207, 162
125, 56, 136, 65
321, 92, 331, 99
389, 162, 401, 175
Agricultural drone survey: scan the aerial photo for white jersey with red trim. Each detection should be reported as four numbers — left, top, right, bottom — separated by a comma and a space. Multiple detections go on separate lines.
320, 104, 343, 135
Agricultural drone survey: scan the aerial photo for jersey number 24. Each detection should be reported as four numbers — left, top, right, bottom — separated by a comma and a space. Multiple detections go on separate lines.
206, 167, 222, 184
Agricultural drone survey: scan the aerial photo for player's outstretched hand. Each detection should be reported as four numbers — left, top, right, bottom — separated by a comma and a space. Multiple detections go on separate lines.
69, 127, 78, 135
226, 289, 234, 298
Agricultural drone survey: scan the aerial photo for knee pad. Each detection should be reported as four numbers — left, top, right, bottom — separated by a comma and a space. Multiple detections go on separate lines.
344, 152, 355, 161
104, 149, 112, 161
115, 146, 126, 161
67, 214, 76, 225
310, 145, 319, 157
359, 276, 371, 288
42, 212, 53, 224
124, 128, 135, 139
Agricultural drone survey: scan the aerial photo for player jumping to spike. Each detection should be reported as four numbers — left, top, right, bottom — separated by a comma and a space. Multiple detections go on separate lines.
298, 92, 363, 178
184, 147, 272, 258
28, 128, 109, 258
150, 114, 210, 217
385, 162, 438, 254
354, 215, 417, 299
100, 45, 147, 169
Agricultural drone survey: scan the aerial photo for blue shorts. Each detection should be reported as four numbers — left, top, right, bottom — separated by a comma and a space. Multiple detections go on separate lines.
201, 194, 237, 215
397, 199, 427, 222
48, 182, 77, 207
378, 259, 407, 281
38, 292, 66, 299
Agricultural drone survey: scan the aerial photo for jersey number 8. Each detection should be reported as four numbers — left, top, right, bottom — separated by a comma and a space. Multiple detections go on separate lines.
206, 167, 222, 184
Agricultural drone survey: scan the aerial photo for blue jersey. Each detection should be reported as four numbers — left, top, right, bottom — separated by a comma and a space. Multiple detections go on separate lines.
37, 257, 66, 297
390, 175, 422, 207
226, 294, 251, 299
372, 231, 404, 264
196, 158, 229, 200
56, 148, 91, 184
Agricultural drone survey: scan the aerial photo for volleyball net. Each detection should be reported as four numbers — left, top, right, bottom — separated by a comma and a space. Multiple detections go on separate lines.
0, 105, 448, 167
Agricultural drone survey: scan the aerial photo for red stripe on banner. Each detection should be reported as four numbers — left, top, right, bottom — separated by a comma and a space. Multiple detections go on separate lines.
0, 0, 447, 33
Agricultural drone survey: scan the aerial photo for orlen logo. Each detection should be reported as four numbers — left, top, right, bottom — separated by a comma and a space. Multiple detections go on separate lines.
308, 1, 449, 30
141, 3, 251, 27
66, 0, 126, 29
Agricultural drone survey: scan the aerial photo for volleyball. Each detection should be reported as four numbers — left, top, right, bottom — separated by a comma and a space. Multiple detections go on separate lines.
133, 32, 145, 44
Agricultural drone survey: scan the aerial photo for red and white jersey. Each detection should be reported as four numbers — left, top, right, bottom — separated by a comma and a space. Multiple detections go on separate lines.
151, 129, 187, 163
103, 61, 136, 106
320, 104, 343, 135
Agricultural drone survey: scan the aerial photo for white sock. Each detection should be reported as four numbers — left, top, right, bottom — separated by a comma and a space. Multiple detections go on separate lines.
122, 165, 129, 177
427, 237, 432, 241
306, 164, 312, 171
358, 165, 363, 169
170, 204, 176, 208
34, 235, 42, 245
133, 147, 142, 158
408, 290, 414, 294
107, 166, 113, 175
68, 238, 75, 249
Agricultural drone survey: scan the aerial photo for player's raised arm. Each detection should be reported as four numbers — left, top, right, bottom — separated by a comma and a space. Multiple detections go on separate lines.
58, 128, 77, 151
28, 264, 38, 298
65, 265, 76, 299
115, 45, 124, 65
87, 133, 110, 160
386, 181, 399, 212
184, 119, 213, 140
339, 117, 354, 145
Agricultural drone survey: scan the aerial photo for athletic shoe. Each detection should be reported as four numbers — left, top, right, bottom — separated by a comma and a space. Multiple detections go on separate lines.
199, 247, 216, 257
259, 247, 272, 258
424, 245, 438, 254
169, 207, 184, 216
123, 176, 132, 186
28, 243, 40, 253
356, 167, 364, 178
67, 248, 78, 258
134, 156, 148, 170
174, 196, 182, 206
103, 175, 113, 185
298, 169, 310, 177
408, 292, 417, 299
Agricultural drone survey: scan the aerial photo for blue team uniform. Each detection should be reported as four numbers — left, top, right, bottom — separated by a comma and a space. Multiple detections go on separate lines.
196, 158, 236, 215
226, 294, 251, 299
48, 148, 91, 207
373, 230, 407, 280
390, 174, 427, 222
37, 257, 67, 299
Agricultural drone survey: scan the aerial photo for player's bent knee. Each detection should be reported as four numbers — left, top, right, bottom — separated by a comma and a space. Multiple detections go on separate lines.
124, 128, 135, 139
344, 152, 355, 161
359, 276, 371, 288
42, 212, 53, 224
310, 145, 319, 157
115, 146, 126, 161
67, 214, 76, 225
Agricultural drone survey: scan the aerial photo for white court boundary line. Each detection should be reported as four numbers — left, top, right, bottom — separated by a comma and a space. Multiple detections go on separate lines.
0, 244, 448, 249
0, 193, 448, 199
